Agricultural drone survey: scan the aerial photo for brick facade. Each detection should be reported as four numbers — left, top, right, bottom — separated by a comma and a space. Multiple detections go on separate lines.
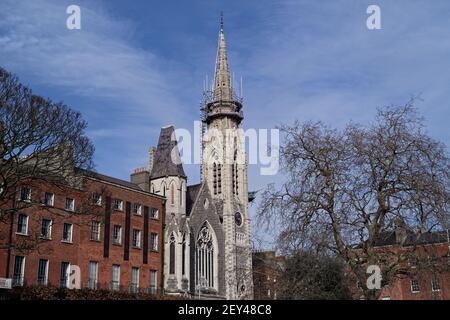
252, 250, 284, 300
0, 171, 165, 294
378, 242, 450, 300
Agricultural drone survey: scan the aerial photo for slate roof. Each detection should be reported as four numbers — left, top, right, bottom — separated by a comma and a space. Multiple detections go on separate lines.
150, 126, 186, 180
186, 183, 202, 216
374, 230, 449, 247
76, 168, 147, 192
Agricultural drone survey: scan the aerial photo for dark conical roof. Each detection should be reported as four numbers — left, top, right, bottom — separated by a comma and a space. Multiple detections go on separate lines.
150, 125, 186, 179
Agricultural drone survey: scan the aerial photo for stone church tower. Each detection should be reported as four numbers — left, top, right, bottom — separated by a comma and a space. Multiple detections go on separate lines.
131, 17, 253, 300
201, 18, 253, 299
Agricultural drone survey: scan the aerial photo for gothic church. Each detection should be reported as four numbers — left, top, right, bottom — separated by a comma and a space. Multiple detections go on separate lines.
130, 19, 253, 300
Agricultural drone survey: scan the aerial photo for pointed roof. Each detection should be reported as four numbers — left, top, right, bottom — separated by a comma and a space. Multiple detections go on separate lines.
150, 125, 186, 179
213, 14, 233, 101
186, 183, 203, 216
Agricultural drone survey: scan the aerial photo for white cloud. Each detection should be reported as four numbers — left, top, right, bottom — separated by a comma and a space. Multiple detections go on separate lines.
0, 0, 188, 127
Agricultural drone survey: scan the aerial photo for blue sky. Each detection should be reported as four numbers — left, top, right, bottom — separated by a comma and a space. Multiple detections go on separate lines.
1, 0, 449, 247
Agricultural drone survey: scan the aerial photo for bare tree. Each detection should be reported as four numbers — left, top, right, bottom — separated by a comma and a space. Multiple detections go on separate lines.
0, 67, 95, 221
258, 99, 450, 299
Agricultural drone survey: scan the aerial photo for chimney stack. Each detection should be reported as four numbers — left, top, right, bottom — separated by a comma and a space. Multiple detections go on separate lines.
394, 218, 408, 245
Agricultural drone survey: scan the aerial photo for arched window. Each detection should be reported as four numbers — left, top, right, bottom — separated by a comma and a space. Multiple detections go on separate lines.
232, 164, 235, 194
171, 183, 175, 205
196, 223, 216, 289
217, 164, 222, 194
180, 182, 183, 206
213, 163, 217, 195
161, 183, 166, 197
182, 234, 186, 276
232, 148, 238, 195
235, 164, 239, 195
169, 233, 175, 274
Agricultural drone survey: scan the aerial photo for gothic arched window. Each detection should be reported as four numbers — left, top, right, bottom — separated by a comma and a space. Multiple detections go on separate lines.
180, 182, 183, 206
169, 233, 176, 274
161, 183, 166, 197
171, 183, 175, 205
196, 224, 216, 289
213, 163, 217, 195
182, 234, 186, 276
232, 164, 235, 194
217, 164, 222, 194
235, 164, 239, 195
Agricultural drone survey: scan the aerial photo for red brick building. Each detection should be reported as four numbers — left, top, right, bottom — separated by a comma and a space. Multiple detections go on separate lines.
252, 250, 285, 300
0, 169, 165, 294
375, 229, 450, 300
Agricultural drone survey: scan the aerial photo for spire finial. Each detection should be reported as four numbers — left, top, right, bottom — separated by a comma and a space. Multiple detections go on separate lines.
213, 12, 232, 101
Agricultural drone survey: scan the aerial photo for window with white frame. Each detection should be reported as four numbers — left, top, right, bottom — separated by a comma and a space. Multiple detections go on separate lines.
150, 233, 158, 251
114, 199, 123, 211
132, 229, 141, 248
133, 203, 142, 215
16, 214, 28, 235
13, 256, 25, 287
60, 262, 70, 288
37, 259, 49, 286
149, 270, 157, 294
431, 276, 441, 292
111, 264, 120, 291
150, 208, 159, 219
91, 221, 101, 241
411, 279, 420, 293
62, 223, 73, 242
20, 186, 31, 202
65, 198, 75, 211
131, 267, 139, 292
113, 225, 122, 244
408, 257, 418, 268
88, 261, 98, 289
44, 192, 54, 206
92, 192, 102, 206
40, 219, 52, 239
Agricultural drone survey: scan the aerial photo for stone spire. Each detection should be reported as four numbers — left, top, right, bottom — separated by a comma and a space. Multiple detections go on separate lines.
213, 14, 233, 101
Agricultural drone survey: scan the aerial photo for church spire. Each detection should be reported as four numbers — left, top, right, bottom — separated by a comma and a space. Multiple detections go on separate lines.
213, 13, 233, 101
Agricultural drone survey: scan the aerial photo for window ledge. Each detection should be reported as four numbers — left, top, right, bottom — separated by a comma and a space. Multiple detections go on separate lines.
16, 232, 28, 237
61, 240, 73, 244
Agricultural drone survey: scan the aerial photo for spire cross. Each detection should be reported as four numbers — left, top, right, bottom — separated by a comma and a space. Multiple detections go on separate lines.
220, 12, 224, 30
